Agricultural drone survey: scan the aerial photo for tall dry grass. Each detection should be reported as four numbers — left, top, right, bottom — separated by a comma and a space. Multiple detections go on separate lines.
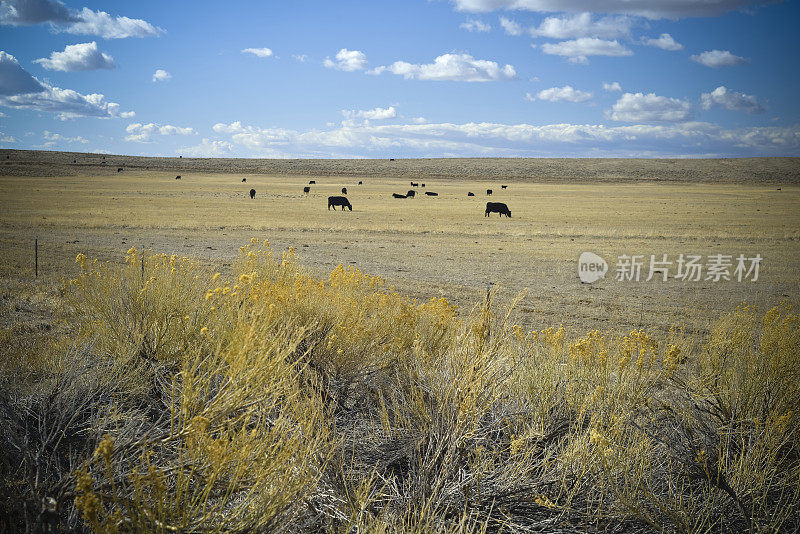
0, 240, 797, 532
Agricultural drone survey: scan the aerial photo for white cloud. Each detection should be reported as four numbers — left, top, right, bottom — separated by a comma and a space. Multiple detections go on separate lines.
532, 85, 593, 102
152, 69, 171, 82
540, 38, 632, 64
125, 122, 195, 142
342, 106, 397, 120
608, 92, 692, 122
120, 110, 135, 118
411, 117, 428, 124
701, 86, 765, 114
43, 130, 88, 143
61, 8, 162, 38
369, 53, 516, 82
460, 18, 491, 31
241, 47, 273, 58
0, 0, 76, 25
0, 133, 16, 143
34, 41, 115, 71
176, 138, 233, 157
209, 119, 800, 158
499, 16, 523, 35
323, 48, 367, 71
641, 33, 683, 51
529, 12, 632, 39
448, 0, 776, 20
603, 81, 622, 91
292, 54, 308, 62
691, 49, 747, 67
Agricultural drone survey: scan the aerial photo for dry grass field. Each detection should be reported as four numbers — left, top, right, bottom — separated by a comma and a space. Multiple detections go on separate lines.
1, 150, 799, 533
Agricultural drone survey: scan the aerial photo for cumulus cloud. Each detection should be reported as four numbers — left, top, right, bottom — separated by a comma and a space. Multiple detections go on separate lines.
460, 18, 491, 31
342, 106, 397, 120
701, 86, 765, 114
641, 33, 683, 50
529, 12, 632, 39
152, 69, 171, 82
209, 119, 800, 158
241, 47, 273, 58
323, 48, 367, 71
293, 54, 309, 62
0, 51, 131, 119
125, 122, 196, 142
34, 41, 115, 71
176, 138, 233, 157
531, 85, 593, 102
499, 16, 523, 35
691, 49, 747, 67
43, 130, 88, 144
0, 1, 163, 37
369, 53, 516, 82
0, 132, 16, 143
603, 81, 622, 91
608, 92, 692, 122
448, 0, 776, 20
540, 38, 632, 64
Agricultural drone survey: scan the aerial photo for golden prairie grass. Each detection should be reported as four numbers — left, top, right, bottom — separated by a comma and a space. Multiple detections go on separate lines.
1, 242, 797, 533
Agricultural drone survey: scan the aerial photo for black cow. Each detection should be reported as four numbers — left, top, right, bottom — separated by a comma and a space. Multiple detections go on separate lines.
358, 181, 363, 185
425, 191, 438, 196
175, 175, 181, 180
421, 183, 425, 188
249, 189, 256, 199
467, 192, 475, 196
485, 202, 511, 217
392, 193, 406, 199
411, 181, 419, 187
406, 190, 416, 198
73, 159, 76, 163
309, 180, 316, 184
328, 196, 352, 210
242, 178, 246, 182
389, 158, 395, 161
501, 185, 507, 189
303, 186, 310, 194
341, 187, 347, 195
486, 189, 492, 195
117, 168, 123, 172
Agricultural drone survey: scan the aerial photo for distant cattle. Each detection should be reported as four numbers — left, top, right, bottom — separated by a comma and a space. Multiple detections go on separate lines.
411, 181, 419, 187
303, 186, 310, 194
309, 180, 316, 184
389, 158, 395, 161
467, 192, 475, 196
358, 181, 363, 185
250, 189, 256, 199
328, 196, 352, 210
425, 191, 438, 196
341, 187, 347, 195
175, 175, 181, 180
102, 156, 105, 159
392, 193, 407, 199
501, 185, 507, 189
421, 183, 425, 188
117, 168, 123, 172
242, 178, 246, 182
486, 189, 492, 195
485, 202, 511, 217
406, 190, 416, 197
73, 159, 76, 163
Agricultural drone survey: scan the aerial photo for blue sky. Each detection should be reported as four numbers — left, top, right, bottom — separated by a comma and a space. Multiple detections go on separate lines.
1, 0, 799, 158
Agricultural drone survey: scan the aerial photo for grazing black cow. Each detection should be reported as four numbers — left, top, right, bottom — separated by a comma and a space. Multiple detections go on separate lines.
242, 178, 246, 182
486, 189, 492, 195
411, 181, 419, 187
117, 168, 123, 172
328, 196, 352, 210
303, 186, 310, 194
421, 183, 425, 188
485, 202, 511, 217
358, 181, 363, 185
406, 190, 416, 198
392, 193, 406, 199
341, 187, 347, 195
467, 192, 475, 196
175, 175, 181, 180
249, 189, 256, 199
309, 180, 316, 184
501, 185, 507, 189
425, 191, 438, 196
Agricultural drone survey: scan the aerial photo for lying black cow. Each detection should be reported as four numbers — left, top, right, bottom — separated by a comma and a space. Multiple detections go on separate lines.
485, 202, 511, 217
467, 192, 475, 196
242, 178, 246, 182
358, 181, 363, 185
250, 189, 256, 199
425, 191, 438, 196
309, 180, 316, 184
406, 190, 416, 197
392, 193, 406, 199
303, 186, 310, 194
411, 181, 419, 187
486, 189, 492, 195
328, 196, 352, 210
